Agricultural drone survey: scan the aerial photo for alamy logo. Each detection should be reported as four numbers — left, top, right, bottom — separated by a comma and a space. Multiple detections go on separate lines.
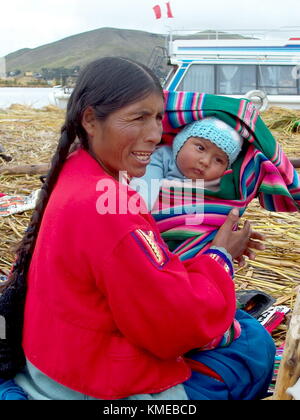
95, 172, 205, 226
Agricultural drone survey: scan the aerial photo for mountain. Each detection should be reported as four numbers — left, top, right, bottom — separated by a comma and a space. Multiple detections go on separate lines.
5, 27, 249, 73
5, 27, 166, 72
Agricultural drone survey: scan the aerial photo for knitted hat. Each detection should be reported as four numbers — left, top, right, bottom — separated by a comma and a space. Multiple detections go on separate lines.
173, 117, 243, 167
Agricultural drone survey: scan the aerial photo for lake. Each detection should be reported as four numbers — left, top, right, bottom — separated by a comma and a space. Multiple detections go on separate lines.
0, 87, 56, 109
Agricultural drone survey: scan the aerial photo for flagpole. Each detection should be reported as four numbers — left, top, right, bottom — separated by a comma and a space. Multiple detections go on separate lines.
151, 2, 175, 54
163, 2, 175, 53
164, 23, 172, 54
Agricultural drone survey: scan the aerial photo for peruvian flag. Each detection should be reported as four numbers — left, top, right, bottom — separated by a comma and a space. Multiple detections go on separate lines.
153, 2, 174, 19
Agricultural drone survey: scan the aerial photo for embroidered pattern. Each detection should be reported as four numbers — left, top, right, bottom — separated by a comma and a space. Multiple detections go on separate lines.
131, 229, 169, 269
203, 249, 234, 278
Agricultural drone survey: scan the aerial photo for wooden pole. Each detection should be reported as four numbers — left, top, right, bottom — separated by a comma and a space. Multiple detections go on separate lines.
273, 289, 300, 400
0, 163, 50, 175
290, 158, 300, 169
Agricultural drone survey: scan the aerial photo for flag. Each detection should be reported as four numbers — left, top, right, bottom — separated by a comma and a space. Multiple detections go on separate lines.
153, 5, 162, 19
153, 2, 174, 19
166, 2, 174, 18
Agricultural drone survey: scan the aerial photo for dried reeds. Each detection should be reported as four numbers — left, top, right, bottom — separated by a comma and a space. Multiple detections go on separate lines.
0, 104, 64, 275
262, 106, 300, 134
234, 202, 300, 346
0, 104, 299, 347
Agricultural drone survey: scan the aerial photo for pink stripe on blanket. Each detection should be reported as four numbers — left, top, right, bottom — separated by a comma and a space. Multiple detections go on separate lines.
156, 213, 228, 231
177, 92, 186, 126
192, 94, 205, 120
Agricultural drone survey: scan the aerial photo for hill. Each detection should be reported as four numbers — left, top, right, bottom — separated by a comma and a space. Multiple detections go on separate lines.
5, 27, 166, 72
5, 27, 249, 74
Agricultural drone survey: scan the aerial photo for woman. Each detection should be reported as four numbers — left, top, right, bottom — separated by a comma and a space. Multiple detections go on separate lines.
0, 57, 274, 400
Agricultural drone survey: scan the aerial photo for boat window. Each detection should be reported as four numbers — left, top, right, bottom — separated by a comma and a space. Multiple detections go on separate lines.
174, 63, 299, 96
217, 65, 256, 95
177, 64, 214, 93
258, 66, 298, 95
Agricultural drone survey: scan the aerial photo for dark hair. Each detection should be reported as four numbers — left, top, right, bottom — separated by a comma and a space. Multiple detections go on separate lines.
0, 57, 163, 378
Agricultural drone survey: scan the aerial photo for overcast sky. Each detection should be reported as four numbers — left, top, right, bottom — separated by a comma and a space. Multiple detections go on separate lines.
1, 0, 300, 57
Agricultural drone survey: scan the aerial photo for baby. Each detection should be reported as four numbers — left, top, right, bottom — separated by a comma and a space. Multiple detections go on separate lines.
130, 117, 244, 351
133, 117, 244, 211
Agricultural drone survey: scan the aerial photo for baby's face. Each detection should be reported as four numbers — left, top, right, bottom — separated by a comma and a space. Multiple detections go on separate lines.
176, 137, 228, 181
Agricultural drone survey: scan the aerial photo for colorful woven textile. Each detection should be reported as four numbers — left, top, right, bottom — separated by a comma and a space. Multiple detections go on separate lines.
152, 92, 300, 261
0, 189, 40, 217
267, 344, 285, 395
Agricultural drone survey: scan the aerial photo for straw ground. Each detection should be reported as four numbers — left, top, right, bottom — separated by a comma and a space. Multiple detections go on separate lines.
0, 104, 300, 347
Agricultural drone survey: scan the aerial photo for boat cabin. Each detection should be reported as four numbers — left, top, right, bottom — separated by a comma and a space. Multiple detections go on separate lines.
164, 30, 300, 109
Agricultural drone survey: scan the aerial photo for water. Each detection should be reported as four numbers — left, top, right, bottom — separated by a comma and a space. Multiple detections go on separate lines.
0, 87, 55, 109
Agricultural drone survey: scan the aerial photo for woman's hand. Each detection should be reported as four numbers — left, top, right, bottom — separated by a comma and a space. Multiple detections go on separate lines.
211, 208, 265, 266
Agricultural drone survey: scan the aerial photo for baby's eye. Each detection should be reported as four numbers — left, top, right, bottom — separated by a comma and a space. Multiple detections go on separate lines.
197, 144, 204, 151
216, 157, 225, 164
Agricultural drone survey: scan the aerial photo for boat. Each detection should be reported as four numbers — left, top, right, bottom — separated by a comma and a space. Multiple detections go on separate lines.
49, 30, 300, 111
163, 29, 300, 110
50, 85, 73, 109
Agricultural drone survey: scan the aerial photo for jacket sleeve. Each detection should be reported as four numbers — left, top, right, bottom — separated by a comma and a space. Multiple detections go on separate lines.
101, 228, 236, 360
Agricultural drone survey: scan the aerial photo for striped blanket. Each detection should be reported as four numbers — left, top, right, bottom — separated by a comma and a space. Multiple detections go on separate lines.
151, 91, 300, 261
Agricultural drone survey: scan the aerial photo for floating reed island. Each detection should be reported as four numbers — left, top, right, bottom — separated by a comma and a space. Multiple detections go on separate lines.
0, 104, 300, 346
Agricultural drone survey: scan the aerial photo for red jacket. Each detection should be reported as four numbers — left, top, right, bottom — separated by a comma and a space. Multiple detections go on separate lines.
22, 148, 236, 399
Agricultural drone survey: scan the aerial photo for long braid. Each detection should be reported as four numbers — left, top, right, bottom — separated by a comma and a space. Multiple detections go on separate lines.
3, 123, 76, 289
0, 123, 76, 378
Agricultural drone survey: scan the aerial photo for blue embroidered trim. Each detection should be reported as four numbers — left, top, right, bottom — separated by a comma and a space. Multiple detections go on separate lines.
203, 248, 234, 278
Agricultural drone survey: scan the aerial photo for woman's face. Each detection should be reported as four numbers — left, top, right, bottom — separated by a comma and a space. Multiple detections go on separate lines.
84, 92, 164, 179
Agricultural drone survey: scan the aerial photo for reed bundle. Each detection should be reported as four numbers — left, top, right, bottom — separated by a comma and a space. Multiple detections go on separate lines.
262, 106, 300, 134
235, 202, 300, 346
0, 105, 300, 347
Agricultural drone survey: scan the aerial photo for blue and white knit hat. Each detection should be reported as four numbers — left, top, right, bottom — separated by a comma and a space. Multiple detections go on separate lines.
173, 117, 243, 167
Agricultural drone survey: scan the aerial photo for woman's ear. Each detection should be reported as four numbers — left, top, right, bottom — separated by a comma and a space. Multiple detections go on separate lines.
81, 106, 97, 136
